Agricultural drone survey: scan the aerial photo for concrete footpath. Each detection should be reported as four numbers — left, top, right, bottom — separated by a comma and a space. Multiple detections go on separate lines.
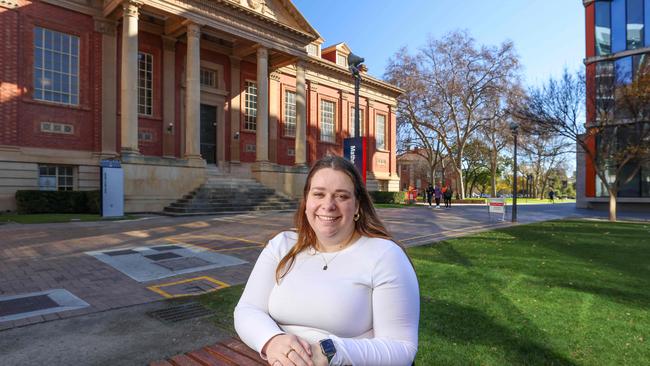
1, 204, 648, 365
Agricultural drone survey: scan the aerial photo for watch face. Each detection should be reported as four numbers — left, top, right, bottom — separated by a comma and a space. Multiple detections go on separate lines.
320, 339, 336, 356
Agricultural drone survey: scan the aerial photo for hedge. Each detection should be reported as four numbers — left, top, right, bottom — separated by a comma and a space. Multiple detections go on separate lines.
369, 191, 403, 204
15, 190, 101, 214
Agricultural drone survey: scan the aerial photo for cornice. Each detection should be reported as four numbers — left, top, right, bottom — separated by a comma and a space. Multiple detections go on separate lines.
140, 0, 312, 58
41, 0, 102, 16
303, 55, 404, 97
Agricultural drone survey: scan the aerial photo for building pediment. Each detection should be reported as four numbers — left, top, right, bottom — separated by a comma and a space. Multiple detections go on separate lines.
227, 0, 320, 39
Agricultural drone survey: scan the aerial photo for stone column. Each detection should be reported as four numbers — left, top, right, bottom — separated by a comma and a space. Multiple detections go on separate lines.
184, 22, 201, 159
162, 36, 176, 157
295, 60, 307, 165
256, 46, 269, 162
97, 18, 117, 157
229, 56, 241, 163
120, 0, 141, 156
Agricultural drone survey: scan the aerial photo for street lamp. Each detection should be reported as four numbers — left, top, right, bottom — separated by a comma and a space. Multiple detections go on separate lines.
510, 121, 519, 222
348, 52, 365, 137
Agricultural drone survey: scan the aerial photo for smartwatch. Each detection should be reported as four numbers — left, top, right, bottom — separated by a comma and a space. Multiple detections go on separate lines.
319, 338, 336, 364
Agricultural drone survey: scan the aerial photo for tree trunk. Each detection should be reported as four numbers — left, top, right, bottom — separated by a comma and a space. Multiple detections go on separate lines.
456, 165, 465, 199
608, 189, 617, 222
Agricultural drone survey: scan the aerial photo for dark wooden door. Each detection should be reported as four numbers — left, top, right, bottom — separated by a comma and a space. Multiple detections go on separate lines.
200, 104, 217, 164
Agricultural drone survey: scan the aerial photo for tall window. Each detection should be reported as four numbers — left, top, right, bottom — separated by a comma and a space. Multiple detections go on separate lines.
627, 0, 644, 50
376, 114, 386, 150
33, 27, 79, 105
320, 100, 336, 143
284, 90, 296, 137
595, 1, 611, 55
244, 81, 257, 131
138, 52, 153, 115
349, 107, 365, 137
38, 165, 73, 191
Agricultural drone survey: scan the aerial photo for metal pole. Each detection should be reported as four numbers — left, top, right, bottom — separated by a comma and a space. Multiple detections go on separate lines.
353, 71, 361, 137
512, 131, 518, 222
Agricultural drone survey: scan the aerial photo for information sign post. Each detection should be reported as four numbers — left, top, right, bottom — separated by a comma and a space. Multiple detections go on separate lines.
487, 198, 506, 221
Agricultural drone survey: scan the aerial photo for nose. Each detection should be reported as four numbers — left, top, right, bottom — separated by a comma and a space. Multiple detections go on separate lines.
322, 195, 337, 210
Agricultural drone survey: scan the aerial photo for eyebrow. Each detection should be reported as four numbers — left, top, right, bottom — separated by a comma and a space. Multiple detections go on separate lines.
310, 186, 352, 194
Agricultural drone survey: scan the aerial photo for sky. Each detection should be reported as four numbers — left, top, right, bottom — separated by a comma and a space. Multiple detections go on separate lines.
291, 0, 586, 87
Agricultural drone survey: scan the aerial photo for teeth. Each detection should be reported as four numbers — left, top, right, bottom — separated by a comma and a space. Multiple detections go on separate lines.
318, 216, 339, 222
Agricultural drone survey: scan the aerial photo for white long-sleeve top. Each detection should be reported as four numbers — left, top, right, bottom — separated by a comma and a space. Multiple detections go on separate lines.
234, 231, 420, 366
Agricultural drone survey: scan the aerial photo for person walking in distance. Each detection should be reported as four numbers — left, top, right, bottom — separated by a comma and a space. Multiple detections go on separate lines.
434, 182, 442, 209
426, 183, 434, 207
443, 184, 453, 208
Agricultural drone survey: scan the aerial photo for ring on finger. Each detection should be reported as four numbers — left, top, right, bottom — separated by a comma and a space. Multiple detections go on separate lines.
285, 348, 294, 357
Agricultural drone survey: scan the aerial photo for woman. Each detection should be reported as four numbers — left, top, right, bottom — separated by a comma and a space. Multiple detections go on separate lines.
234, 155, 419, 366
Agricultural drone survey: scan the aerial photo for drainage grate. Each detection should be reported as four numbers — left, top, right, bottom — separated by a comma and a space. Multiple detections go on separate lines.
154, 257, 211, 271
104, 249, 138, 256
0, 295, 58, 317
151, 245, 183, 251
145, 252, 182, 261
147, 302, 213, 323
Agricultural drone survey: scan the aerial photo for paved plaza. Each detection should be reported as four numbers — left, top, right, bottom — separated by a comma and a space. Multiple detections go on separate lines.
0, 204, 648, 364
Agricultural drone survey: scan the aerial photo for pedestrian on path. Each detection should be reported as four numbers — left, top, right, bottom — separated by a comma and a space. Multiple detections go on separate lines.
426, 183, 434, 207
234, 155, 419, 366
443, 184, 453, 208
434, 182, 442, 209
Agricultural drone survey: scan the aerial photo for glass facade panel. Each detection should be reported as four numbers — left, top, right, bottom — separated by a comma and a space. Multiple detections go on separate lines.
595, 1, 612, 55
612, 0, 627, 53
33, 27, 79, 105
627, 0, 644, 49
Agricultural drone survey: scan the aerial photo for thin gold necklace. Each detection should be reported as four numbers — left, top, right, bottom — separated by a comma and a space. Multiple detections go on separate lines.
317, 232, 357, 270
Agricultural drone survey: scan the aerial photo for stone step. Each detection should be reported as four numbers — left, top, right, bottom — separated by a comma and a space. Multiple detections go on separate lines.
163, 204, 297, 213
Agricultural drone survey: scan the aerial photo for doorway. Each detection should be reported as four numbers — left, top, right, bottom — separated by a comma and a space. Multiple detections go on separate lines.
200, 104, 217, 165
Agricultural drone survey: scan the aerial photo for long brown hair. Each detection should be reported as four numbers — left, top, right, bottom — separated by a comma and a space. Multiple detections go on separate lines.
275, 155, 402, 282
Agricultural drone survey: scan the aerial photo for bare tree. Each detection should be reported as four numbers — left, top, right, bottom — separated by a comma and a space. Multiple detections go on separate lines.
386, 31, 521, 198
515, 67, 650, 221
387, 47, 446, 186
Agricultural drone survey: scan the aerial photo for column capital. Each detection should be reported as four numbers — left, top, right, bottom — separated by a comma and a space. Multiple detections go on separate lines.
121, 0, 142, 17
256, 46, 268, 59
186, 22, 201, 39
296, 58, 308, 69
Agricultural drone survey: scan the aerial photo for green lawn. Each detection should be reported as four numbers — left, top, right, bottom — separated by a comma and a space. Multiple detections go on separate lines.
199, 220, 650, 365
0, 213, 135, 224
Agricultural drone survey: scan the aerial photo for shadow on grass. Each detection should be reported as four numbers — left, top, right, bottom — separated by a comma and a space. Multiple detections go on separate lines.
421, 299, 576, 365
431, 242, 474, 267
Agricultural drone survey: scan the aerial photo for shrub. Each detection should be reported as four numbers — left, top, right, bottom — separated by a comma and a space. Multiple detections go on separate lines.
15, 190, 101, 214
369, 191, 403, 204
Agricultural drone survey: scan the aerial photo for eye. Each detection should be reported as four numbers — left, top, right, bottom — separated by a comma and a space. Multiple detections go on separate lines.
312, 192, 325, 198
336, 194, 349, 200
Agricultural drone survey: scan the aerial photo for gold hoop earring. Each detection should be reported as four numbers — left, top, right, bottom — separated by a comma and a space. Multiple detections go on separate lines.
353, 212, 360, 222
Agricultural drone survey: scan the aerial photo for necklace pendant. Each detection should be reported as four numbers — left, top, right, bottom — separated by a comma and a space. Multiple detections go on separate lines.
322, 265, 328, 270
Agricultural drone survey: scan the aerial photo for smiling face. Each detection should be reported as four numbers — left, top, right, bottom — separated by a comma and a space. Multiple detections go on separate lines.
305, 168, 359, 250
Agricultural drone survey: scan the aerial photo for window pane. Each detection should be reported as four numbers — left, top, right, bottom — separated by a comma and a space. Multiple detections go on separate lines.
595, 1, 612, 55
284, 90, 297, 137
627, 0, 644, 49
320, 100, 335, 142
34, 28, 79, 105
376, 114, 386, 150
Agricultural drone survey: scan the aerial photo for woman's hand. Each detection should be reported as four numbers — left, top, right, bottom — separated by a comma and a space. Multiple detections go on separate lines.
309, 342, 329, 366
263, 334, 314, 366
